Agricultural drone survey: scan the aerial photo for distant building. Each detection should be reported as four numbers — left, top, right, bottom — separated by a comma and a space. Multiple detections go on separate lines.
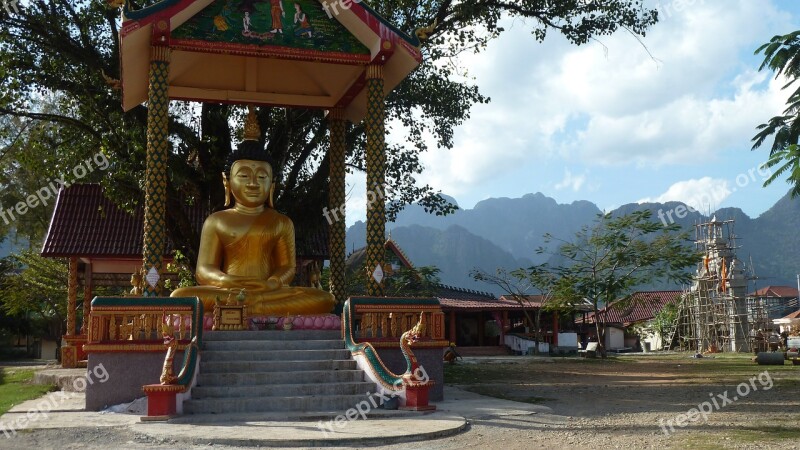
348, 237, 583, 353
748, 285, 799, 320
576, 290, 682, 351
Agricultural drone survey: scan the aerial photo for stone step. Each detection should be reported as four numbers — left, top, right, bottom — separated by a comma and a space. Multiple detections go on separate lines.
193, 381, 373, 399
203, 330, 341, 341
202, 349, 352, 362
197, 369, 365, 386
203, 339, 344, 351
199, 359, 356, 373
183, 394, 371, 414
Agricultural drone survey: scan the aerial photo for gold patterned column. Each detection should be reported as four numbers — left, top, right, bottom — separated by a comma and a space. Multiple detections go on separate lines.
328, 108, 347, 306
81, 262, 92, 334
62, 257, 78, 368
142, 45, 171, 296
67, 257, 78, 336
365, 65, 385, 296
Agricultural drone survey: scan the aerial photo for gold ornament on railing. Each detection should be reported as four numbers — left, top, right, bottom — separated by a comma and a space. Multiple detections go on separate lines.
159, 314, 178, 385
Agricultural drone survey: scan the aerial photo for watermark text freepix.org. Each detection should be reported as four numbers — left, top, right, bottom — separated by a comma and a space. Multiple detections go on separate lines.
0, 363, 110, 438
321, 0, 363, 19
0, 152, 110, 225
659, 370, 773, 436
323, 181, 388, 226
317, 365, 430, 436
657, 164, 772, 227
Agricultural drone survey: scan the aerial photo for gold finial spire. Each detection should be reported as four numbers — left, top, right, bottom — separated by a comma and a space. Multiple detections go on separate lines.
243, 105, 260, 141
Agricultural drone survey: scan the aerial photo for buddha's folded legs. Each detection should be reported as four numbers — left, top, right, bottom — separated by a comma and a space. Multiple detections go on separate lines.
170, 285, 335, 316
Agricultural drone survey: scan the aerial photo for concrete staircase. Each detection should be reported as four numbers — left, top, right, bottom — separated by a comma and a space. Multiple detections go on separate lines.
184, 330, 373, 414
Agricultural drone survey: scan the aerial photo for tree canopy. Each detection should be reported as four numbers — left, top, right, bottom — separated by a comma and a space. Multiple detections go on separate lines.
0, 0, 659, 265
538, 210, 698, 356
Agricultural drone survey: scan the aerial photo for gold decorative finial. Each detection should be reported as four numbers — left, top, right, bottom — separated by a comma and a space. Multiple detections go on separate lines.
243, 105, 260, 141
414, 18, 438, 42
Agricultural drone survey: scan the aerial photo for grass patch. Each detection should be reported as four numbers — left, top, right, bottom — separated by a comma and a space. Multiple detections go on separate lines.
0, 368, 56, 416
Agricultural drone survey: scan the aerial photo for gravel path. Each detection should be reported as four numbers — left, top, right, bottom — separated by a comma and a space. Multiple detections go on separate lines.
2, 354, 799, 449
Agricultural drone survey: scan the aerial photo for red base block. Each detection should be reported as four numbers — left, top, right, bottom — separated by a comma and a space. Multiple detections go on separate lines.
61, 345, 77, 369
142, 385, 184, 420
400, 381, 436, 411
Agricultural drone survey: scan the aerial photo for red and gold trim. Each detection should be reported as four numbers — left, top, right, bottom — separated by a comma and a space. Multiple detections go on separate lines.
142, 384, 186, 394
84, 342, 193, 353
170, 39, 370, 65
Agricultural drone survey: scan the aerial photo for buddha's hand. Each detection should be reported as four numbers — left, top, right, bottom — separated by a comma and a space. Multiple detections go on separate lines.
239, 277, 281, 292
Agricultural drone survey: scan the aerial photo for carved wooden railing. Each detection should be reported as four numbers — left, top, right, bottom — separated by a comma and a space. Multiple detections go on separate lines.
86, 297, 202, 358
350, 298, 446, 347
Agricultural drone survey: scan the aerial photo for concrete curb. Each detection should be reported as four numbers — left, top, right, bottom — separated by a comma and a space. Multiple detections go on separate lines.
134, 414, 467, 448
32, 369, 86, 392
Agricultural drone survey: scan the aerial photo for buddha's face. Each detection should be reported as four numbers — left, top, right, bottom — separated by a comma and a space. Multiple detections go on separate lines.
229, 159, 273, 208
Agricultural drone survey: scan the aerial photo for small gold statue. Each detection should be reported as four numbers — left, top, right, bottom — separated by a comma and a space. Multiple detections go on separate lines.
129, 269, 145, 296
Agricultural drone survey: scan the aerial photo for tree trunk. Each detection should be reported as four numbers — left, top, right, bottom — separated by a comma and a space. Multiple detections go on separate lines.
595, 320, 608, 358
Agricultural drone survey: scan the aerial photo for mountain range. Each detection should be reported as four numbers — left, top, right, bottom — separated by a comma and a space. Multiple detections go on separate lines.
346, 191, 800, 295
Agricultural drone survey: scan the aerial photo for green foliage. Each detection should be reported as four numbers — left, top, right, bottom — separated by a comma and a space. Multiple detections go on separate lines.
0, 0, 659, 265
0, 250, 68, 338
650, 297, 679, 346
753, 30, 800, 197
538, 211, 699, 355
164, 250, 196, 291
347, 264, 442, 297
545, 211, 699, 305
0, 368, 56, 416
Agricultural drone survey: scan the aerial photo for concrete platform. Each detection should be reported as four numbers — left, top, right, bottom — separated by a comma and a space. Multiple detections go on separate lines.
32, 368, 88, 392
0, 385, 553, 447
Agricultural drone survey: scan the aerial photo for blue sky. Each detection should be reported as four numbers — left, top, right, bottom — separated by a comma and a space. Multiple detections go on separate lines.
345, 0, 800, 226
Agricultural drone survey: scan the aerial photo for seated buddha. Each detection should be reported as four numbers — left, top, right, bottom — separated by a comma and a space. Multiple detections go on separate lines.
170, 113, 334, 316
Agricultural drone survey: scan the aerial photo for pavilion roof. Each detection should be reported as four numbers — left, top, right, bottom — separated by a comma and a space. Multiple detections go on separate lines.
120, 0, 422, 121
41, 184, 204, 259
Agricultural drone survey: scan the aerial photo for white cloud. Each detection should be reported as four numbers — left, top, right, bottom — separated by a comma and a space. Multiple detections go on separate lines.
554, 169, 586, 191
639, 177, 731, 211
397, 0, 796, 216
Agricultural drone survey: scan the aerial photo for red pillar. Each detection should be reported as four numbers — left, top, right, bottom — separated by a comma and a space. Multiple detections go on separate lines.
499, 311, 508, 346
552, 311, 560, 347
448, 311, 456, 343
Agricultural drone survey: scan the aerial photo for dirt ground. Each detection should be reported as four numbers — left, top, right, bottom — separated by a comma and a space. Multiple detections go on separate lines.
2, 353, 800, 449
418, 353, 800, 449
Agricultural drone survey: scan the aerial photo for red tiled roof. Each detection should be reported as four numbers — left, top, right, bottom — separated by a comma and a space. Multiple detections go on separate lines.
42, 184, 162, 258
437, 288, 551, 311
438, 285, 496, 301
580, 290, 682, 325
499, 295, 546, 308
781, 310, 800, 320
438, 297, 527, 311
748, 286, 799, 298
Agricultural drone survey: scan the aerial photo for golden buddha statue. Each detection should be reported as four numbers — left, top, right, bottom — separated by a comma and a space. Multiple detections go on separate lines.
170, 108, 334, 316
